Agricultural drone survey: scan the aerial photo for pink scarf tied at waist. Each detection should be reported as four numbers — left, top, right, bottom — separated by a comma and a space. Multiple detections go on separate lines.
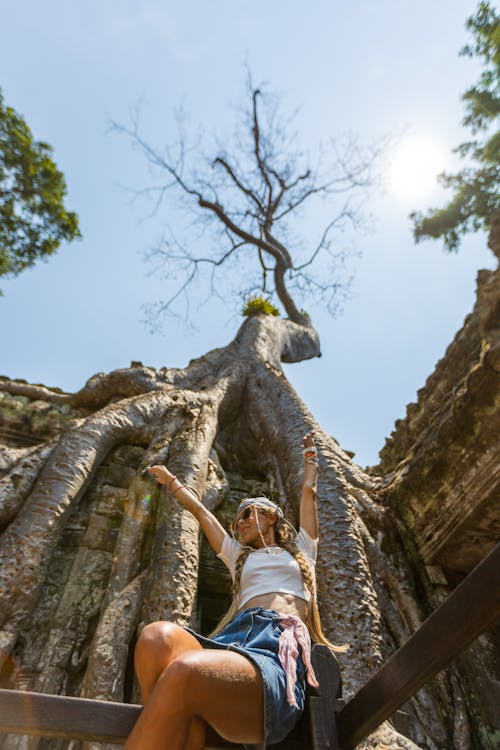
277, 613, 319, 707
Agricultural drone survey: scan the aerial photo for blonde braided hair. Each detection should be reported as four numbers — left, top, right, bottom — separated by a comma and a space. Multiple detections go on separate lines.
273, 513, 347, 653
211, 507, 348, 653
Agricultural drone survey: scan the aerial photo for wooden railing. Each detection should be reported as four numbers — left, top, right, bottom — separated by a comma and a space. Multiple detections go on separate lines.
337, 541, 500, 748
0, 690, 239, 749
0, 645, 343, 749
0, 542, 498, 749
0, 690, 140, 745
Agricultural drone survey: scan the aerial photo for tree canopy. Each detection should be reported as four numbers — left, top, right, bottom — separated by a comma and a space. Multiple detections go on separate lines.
411, 1, 499, 251
114, 81, 385, 329
0, 88, 81, 289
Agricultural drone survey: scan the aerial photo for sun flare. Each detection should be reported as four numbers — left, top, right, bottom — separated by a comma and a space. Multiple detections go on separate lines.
389, 134, 445, 202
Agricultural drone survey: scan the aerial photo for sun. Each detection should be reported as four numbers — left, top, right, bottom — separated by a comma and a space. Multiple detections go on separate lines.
388, 133, 445, 202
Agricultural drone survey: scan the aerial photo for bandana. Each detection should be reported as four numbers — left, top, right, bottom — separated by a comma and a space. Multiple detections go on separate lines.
235, 497, 284, 519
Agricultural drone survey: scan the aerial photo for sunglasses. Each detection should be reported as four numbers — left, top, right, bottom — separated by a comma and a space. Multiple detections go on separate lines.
236, 506, 254, 522
236, 505, 274, 523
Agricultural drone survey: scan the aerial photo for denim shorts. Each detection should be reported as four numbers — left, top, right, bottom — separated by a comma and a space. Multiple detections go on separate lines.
185, 607, 306, 748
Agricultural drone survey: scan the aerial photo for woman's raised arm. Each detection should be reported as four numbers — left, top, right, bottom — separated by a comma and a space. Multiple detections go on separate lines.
147, 465, 227, 555
299, 431, 319, 540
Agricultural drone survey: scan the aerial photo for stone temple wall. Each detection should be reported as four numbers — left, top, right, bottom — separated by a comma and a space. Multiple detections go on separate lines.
373, 214, 500, 748
377, 214, 499, 579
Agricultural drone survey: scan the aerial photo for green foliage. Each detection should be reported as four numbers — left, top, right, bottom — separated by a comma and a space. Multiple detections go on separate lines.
0, 88, 81, 288
411, 2, 499, 251
242, 295, 280, 317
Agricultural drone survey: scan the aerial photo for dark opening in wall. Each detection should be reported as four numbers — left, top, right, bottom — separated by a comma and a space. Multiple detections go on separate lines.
196, 535, 232, 636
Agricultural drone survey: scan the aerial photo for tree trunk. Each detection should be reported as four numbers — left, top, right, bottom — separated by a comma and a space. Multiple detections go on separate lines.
0, 313, 484, 749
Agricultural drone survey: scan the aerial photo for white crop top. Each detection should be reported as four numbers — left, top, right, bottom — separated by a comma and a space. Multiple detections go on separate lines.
217, 527, 318, 609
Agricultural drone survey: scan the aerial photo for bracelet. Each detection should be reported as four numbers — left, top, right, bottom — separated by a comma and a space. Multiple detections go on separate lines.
171, 481, 184, 496
164, 482, 185, 499
303, 452, 317, 461
304, 458, 319, 465
302, 446, 317, 457
166, 475, 184, 495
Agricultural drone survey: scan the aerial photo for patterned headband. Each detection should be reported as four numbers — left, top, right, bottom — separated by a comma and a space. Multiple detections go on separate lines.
235, 497, 284, 518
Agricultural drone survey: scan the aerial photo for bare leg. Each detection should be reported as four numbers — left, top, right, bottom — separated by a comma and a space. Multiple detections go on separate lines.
125, 647, 264, 750
134, 621, 203, 702
186, 716, 206, 750
132, 621, 206, 749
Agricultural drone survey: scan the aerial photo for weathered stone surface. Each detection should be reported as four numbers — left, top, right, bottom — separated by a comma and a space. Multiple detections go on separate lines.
0, 389, 83, 448
378, 262, 499, 575
372, 219, 500, 748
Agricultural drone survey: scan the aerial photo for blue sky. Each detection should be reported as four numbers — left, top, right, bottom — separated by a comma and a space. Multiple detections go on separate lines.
1, 1, 495, 467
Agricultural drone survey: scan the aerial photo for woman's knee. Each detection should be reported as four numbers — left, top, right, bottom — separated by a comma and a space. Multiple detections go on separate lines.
155, 652, 264, 735
156, 651, 205, 707
135, 621, 182, 669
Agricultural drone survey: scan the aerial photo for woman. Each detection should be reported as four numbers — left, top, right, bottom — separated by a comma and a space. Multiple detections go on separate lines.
124, 431, 344, 750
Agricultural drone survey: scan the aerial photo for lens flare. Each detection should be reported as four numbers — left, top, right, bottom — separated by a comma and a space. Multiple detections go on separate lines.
0, 650, 22, 688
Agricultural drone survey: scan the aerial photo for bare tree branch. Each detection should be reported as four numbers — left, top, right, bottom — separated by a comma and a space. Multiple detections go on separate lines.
212, 156, 264, 213
252, 89, 274, 206
113, 78, 386, 329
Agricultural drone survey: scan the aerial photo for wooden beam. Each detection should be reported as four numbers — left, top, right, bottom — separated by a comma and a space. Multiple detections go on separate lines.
0, 688, 240, 747
337, 542, 500, 749
0, 689, 141, 743
0, 644, 339, 749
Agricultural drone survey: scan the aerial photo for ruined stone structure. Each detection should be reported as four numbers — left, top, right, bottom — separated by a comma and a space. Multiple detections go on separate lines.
0, 218, 498, 749
379, 217, 500, 579
372, 212, 500, 748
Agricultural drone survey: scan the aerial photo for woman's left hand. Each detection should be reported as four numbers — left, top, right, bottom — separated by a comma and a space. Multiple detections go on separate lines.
302, 430, 316, 450
300, 430, 318, 538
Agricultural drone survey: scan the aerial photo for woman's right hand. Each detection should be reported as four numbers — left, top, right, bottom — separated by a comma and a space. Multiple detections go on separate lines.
146, 465, 173, 485
146, 464, 226, 555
